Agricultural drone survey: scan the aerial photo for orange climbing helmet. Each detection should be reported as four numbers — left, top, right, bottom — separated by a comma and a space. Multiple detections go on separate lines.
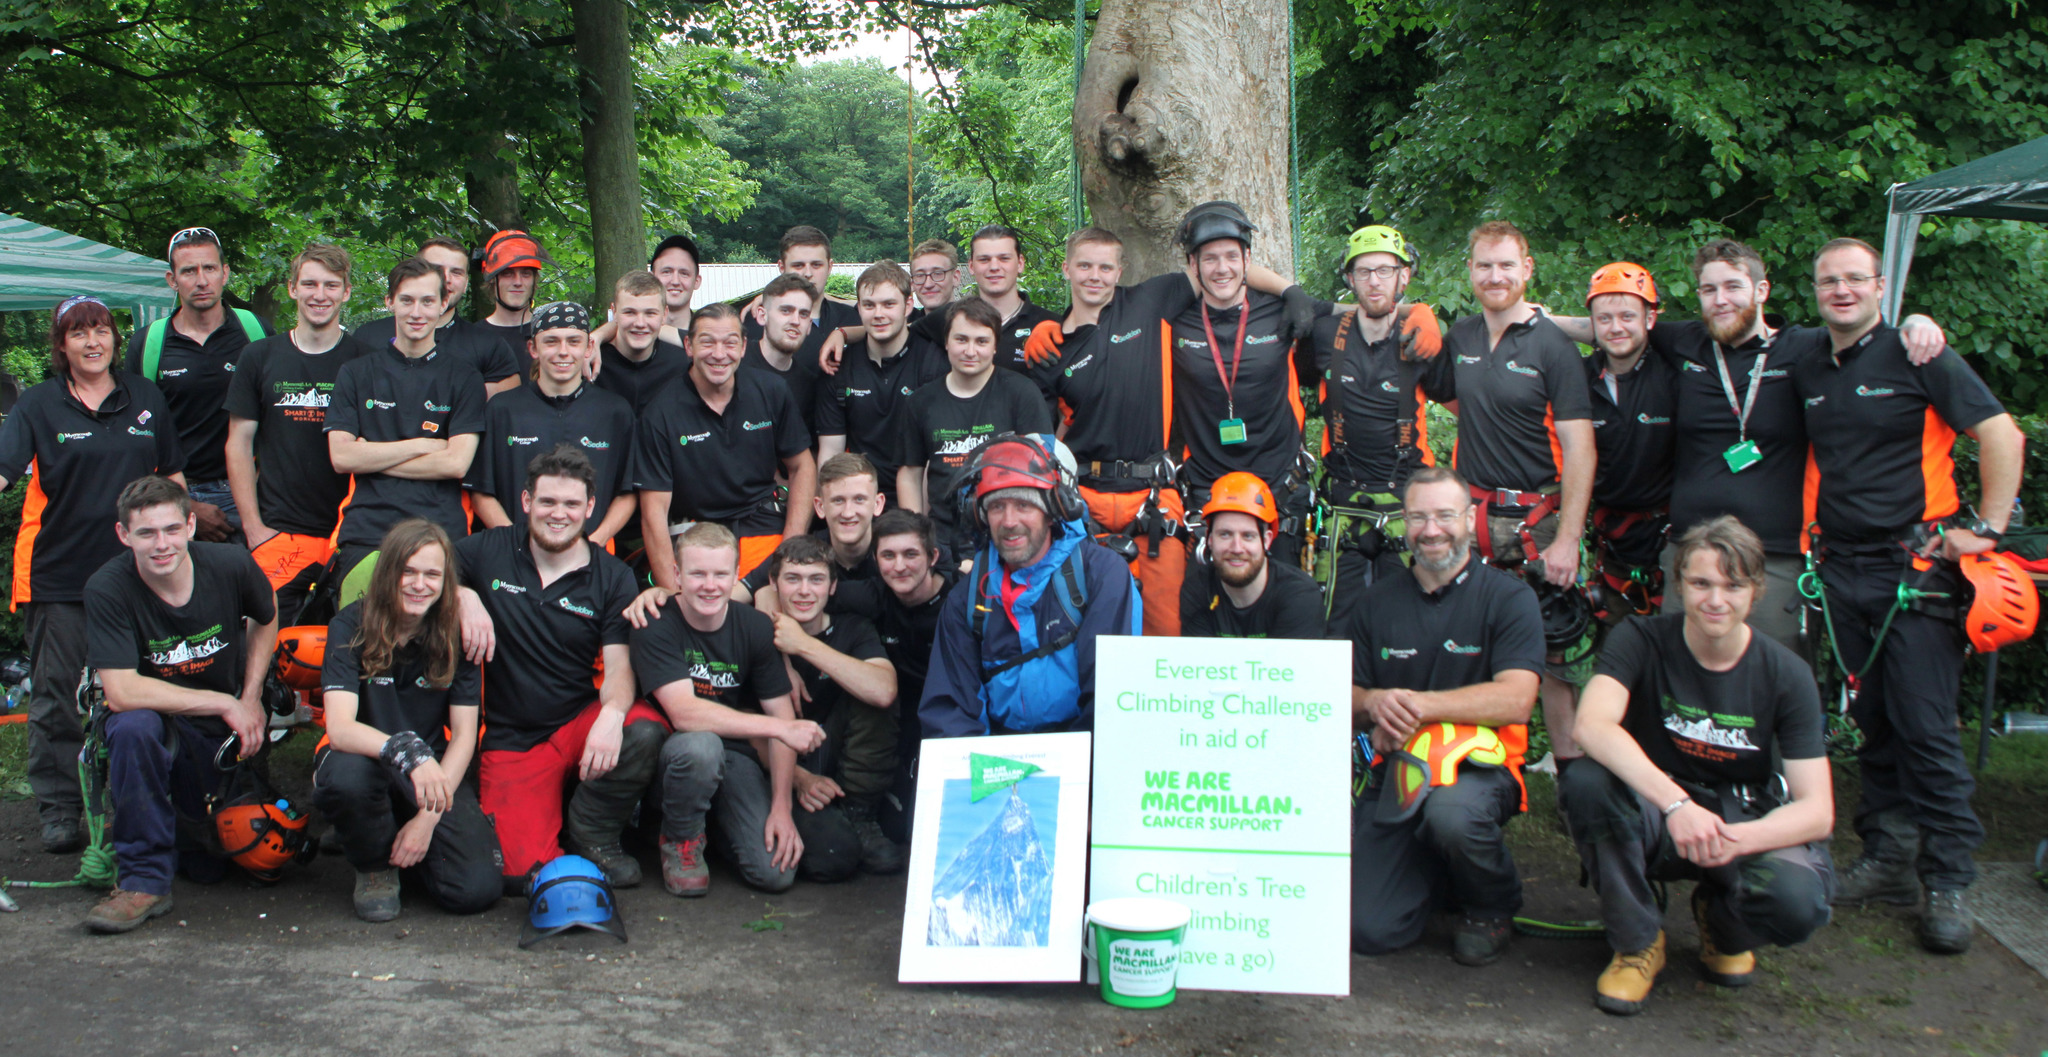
1585, 261, 1658, 308
274, 626, 327, 692
1957, 550, 2039, 653
1201, 472, 1278, 527
213, 795, 316, 882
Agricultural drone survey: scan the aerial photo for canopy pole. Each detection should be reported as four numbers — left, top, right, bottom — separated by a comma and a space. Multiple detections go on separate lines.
1879, 184, 1919, 324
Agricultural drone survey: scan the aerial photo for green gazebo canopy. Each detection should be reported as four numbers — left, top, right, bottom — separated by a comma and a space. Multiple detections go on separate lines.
0, 211, 176, 321
1882, 134, 2048, 320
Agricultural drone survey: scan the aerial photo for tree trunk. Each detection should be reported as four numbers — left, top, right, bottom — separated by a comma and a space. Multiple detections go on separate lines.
573, 0, 644, 308
1073, 0, 1294, 281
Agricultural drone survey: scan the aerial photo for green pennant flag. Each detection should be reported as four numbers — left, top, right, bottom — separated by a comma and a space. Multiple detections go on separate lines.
969, 753, 1042, 802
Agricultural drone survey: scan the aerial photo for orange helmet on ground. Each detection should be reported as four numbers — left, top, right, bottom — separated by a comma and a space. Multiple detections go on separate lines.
1586, 262, 1658, 308
1958, 550, 2039, 653
274, 626, 327, 692
1201, 472, 1277, 526
213, 796, 316, 882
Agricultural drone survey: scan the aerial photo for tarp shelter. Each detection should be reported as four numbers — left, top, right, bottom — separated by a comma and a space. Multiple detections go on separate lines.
0, 211, 177, 322
1881, 134, 2048, 322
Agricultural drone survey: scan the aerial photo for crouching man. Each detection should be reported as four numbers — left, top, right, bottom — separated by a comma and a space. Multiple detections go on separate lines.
84, 476, 278, 932
1565, 515, 1834, 1015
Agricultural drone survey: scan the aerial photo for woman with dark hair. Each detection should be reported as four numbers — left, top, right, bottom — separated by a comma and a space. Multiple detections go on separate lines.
0, 295, 185, 853
311, 518, 502, 921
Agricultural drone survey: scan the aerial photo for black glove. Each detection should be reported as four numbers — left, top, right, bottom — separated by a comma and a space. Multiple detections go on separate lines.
1280, 284, 1320, 339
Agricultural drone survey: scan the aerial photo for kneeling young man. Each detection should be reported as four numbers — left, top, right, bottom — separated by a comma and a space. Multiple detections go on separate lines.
1182, 472, 1326, 639
627, 524, 827, 895
1565, 515, 1834, 1015
314, 519, 502, 921
1342, 465, 1543, 965
84, 476, 278, 933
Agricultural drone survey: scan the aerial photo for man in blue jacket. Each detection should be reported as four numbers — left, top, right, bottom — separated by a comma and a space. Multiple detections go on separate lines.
920, 435, 1140, 737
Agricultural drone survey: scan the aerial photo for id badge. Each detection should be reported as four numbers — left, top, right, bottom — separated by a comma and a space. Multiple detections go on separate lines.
1723, 438, 1763, 473
1219, 418, 1248, 445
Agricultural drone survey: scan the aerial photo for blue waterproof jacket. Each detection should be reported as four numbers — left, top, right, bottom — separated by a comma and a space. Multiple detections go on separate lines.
918, 517, 1141, 738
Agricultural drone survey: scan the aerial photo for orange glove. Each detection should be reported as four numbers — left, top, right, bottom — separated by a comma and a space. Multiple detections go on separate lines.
1022, 319, 1065, 368
1397, 302, 1442, 363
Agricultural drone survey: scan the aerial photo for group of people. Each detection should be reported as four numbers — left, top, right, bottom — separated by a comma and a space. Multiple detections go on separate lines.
2, 203, 2022, 1016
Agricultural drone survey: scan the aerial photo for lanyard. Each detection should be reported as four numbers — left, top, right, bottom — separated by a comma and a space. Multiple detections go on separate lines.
1200, 300, 1247, 418
1712, 343, 1769, 443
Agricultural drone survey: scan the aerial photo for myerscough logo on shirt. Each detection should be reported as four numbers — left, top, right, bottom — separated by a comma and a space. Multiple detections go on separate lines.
507, 435, 539, 446
579, 436, 609, 449
370, 676, 395, 686
1064, 353, 1095, 376
1683, 361, 1707, 373
1804, 396, 1826, 408
56, 431, 92, 443
1441, 639, 1482, 655
489, 579, 527, 595
1109, 329, 1141, 344
1457, 354, 1483, 365
424, 399, 451, 412
1380, 646, 1418, 660
844, 387, 873, 398
742, 420, 772, 431
1855, 384, 1895, 397
1637, 412, 1671, 425
677, 431, 711, 446
365, 398, 396, 410
557, 597, 595, 618
1504, 361, 1539, 378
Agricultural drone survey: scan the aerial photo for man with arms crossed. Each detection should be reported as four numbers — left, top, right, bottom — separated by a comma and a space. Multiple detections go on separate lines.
355, 238, 521, 398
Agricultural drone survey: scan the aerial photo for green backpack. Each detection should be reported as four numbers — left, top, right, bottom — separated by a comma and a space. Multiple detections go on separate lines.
138, 308, 266, 381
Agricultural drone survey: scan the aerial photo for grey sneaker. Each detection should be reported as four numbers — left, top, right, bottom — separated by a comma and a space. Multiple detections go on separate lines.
1918, 889, 1973, 955
1832, 854, 1918, 907
353, 869, 401, 923
568, 841, 642, 889
659, 834, 710, 897
844, 798, 906, 875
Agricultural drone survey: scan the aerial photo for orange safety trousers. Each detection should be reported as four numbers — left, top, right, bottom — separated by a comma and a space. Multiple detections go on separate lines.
250, 533, 335, 593
1081, 485, 1186, 638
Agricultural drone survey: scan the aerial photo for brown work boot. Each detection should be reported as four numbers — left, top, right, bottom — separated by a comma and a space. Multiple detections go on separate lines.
84, 888, 175, 934
660, 834, 710, 898
1693, 886, 1756, 986
1594, 931, 1666, 1016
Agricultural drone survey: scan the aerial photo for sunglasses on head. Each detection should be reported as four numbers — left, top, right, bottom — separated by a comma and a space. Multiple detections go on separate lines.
168, 227, 221, 254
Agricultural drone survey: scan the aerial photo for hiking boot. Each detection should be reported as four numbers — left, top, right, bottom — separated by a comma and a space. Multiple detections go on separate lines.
1832, 854, 1918, 907
353, 869, 401, 923
844, 797, 906, 875
84, 888, 174, 934
569, 840, 642, 889
1594, 931, 1667, 1016
1918, 889, 1974, 955
1452, 914, 1513, 966
659, 834, 710, 898
41, 817, 82, 854
1692, 887, 1755, 987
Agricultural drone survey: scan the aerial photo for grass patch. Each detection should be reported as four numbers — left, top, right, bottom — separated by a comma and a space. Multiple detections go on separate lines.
1, 719, 27, 799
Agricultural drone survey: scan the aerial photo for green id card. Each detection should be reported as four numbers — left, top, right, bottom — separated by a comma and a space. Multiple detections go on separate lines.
1723, 438, 1763, 473
1219, 418, 1248, 445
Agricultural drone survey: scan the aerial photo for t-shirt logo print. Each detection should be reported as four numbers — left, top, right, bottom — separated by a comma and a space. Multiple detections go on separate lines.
146, 627, 229, 675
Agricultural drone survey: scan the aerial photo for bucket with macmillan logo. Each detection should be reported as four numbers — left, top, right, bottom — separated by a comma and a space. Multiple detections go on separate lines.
1086, 898, 1192, 1008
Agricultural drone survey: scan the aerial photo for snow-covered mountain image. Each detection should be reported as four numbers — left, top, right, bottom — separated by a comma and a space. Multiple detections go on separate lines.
1664, 712, 1759, 752
273, 388, 330, 409
150, 636, 228, 667
926, 787, 1055, 948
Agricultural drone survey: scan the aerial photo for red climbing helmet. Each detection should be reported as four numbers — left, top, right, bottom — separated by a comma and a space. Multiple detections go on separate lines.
1957, 550, 2040, 653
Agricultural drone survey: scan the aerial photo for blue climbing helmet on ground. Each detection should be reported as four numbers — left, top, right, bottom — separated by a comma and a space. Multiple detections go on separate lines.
520, 854, 627, 948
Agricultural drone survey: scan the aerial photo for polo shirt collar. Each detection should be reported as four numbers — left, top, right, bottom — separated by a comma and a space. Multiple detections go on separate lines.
536, 382, 586, 410
1415, 558, 1475, 601
381, 341, 440, 366
1829, 324, 1887, 367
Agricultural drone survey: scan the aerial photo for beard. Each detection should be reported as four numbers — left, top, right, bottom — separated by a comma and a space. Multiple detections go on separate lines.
1475, 278, 1525, 311
1707, 299, 1760, 347
1413, 532, 1471, 573
531, 524, 580, 554
1217, 550, 1266, 590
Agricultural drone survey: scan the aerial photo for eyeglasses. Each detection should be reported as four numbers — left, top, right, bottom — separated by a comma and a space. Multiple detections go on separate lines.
1406, 511, 1467, 527
910, 269, 953, 285
1348, 265, 1404, 282
1813, 274, 1875, 292
168, 226, 221, 253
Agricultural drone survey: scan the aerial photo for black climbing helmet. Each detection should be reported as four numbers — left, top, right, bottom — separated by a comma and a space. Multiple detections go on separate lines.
1177, 201, 1257, 254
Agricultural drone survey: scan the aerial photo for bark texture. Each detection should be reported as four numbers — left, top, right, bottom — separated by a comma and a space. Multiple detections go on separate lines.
573, 0, 644, 305
1074, 0, 1294, 281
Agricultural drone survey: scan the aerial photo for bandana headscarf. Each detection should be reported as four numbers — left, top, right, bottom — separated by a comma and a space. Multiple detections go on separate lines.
531, 300, 590, 334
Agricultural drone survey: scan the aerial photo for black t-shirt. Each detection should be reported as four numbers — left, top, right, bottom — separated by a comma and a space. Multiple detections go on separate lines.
353, 316, 520, 385
1181, 559, 1327, 639
1342, 557, 1545, 693
0, 374, 185, 605
1053, 273, 1200, 490
224, 331, 374, 536
738, 529, 880, 597
1583, 349, 1678, 512
895, 371, 1055, 553
829, 571, 957, 709
324, 345, 488, 548
125, 308, 272, 483
630, 600, 792, 756
1655, 321, 1809, 554
815, 334, 949, 489
630, 371, 811, 536
474, 318, 533, 375
1596, 613, 1825, 797
320, 600, 482, 754
790, 613, 890, 730
1169, 291, 1318, 495
472, 383, 636, 534
1426, 310, 1591, 494
1309, 309, 1434, 490
84, 542, 276, 739
594, 339, 690, 419
453, 527, 639, 752
1788, 324, 2006, 544
912, 297, 1063, 414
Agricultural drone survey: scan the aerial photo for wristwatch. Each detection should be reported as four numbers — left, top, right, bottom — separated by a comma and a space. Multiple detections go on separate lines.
1967, 518, 2005, 544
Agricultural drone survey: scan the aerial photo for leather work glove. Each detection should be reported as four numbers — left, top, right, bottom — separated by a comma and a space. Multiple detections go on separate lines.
1022, 319, 1065, 368
1396, 302, 1443, 363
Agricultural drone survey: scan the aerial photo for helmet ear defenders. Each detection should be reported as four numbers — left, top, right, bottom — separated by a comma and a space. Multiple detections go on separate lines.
958, 433, 1083, 530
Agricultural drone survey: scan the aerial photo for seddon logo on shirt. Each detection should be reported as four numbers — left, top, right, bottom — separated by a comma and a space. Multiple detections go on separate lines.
1504, 361, 1539, 378
1380, 380, 1400, 393
1854, 384, 1895, 398
1109, 329, 1141, 344
1013, 328, 1032, 339
507, 435, 540, 447
424, 399, 451, 413
1245, 333, 1279, 346
128, 427, 154, 437
1637, 412, 1671, 425
578, 436, 609, 450
556, 597, 595, 618
1441, 639, 1482, 655
1380, 646, 1418, 660
742, 420, 773, 431
489, 579, 528, 595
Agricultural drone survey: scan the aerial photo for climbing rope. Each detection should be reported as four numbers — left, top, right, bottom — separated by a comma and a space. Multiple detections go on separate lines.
4, 718, 118, 892
1797, 524, 1951, 690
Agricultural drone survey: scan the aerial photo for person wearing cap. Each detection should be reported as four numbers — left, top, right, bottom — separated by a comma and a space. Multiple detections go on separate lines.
470, 301, 637, 547
128, 226, 274, 542
633, 303, 816, 589
1307, 224, 1446, 626
815, 261, 946, 509
0, 295, 186, 854
894, 299, 1056, 561
475, 229, 554, 371
1341, 465, 1544, 966
354, 238, 522, 398
907, 238, 962, 322
324, 257, 488, 587
1166, 201, 1330, 567
1578, 264, 1678, 636
1181, 472, 1326, 640
1564, 515, 1835, 1016
920, 434, 1140, 739
225, 243, 374, 623
593, 272, 692, 419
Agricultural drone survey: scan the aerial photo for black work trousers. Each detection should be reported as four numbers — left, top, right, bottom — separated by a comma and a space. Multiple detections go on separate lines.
311, 747, 503, 915
1350, 763, 1523, 954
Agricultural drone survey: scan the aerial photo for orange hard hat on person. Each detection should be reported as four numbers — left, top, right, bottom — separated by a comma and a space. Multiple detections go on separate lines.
1958, 550, 2040, 653
1585, 261, 1658, 307
480, 229, 554, 278
1201, 472, 1277, 526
